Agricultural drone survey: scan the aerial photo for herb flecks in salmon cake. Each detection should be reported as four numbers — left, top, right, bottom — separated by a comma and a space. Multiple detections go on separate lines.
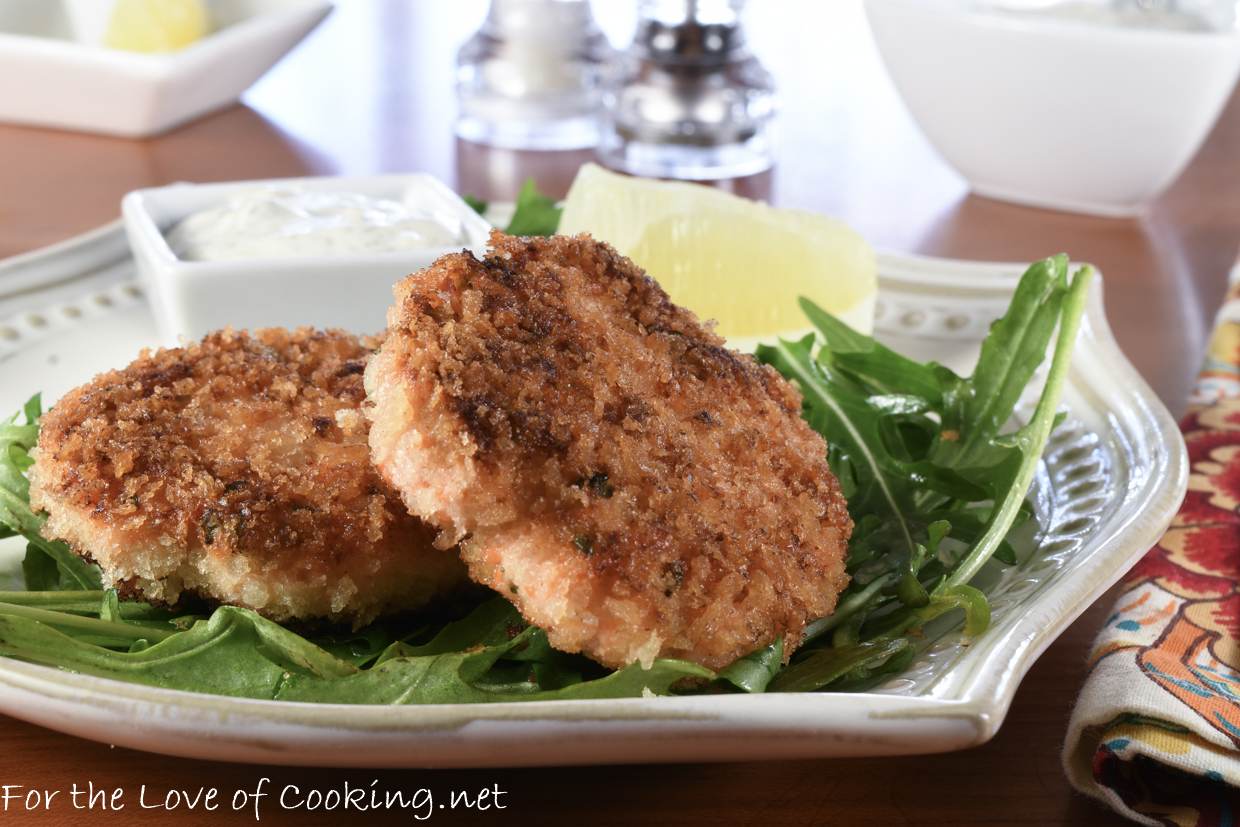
30, 327, 466, 627
365, 231, 852, 669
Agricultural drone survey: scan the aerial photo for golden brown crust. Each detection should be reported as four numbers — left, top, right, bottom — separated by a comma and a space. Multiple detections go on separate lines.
31, 327, 465, 625
369, 232, 852, 668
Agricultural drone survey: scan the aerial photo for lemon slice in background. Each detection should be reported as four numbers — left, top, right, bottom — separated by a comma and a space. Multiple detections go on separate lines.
558, 163, 878, 344
104, 0, 210, 53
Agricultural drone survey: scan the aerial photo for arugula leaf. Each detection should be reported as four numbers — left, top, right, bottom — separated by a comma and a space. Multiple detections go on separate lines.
24, 536, 99, 591
759, 259, 1093, 692
957, 255, 1068, 447
0, 601, 709, 703
0, 606, 350, 697
387, 597, 521, 657
944, 265, 1091, 588
20, 544, 60, 591
503, 179, 562, 237
769, 638, 911, 693
0, 600, 174, 648
278, 628, 709, 704
310, 620, 428, 668
0, 589, 163, 616
462, 194, 488, 215
0, 395, 43, 539
99, 589, 121, 623
800, 301, 958, 406
0, 398, 101, 591
802, 576, 890, 644
718, 638, 784, 693
481, 626, 594, 691
759, 335, 919, 561
923, 585, 991, 636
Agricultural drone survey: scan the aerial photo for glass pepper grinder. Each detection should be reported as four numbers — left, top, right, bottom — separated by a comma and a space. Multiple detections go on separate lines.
455, 0, 614, 151
598, 0, 776, 180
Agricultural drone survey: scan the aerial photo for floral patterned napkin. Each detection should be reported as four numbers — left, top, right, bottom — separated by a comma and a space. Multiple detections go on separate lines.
1064, 265, 1240, 825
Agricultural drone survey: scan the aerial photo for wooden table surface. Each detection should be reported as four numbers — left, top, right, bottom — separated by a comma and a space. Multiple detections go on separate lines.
1, 2, 1237, 824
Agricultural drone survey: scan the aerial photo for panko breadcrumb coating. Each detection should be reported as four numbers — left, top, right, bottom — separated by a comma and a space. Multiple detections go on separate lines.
30, 328, 466, 627
365, 231, 852, 670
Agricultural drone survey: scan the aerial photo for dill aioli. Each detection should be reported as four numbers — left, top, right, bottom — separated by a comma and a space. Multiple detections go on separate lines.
166, 187, 471, 261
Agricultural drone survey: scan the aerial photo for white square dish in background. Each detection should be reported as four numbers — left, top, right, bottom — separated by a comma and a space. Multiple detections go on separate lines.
122, 174, 494, 344
0, 0, 331, 137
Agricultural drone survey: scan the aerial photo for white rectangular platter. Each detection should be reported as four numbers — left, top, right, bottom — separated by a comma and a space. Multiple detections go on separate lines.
0, 221, 1186, 767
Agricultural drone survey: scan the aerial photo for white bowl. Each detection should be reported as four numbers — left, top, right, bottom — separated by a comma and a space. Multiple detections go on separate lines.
0, 0, 331, 137
864, 0, 1240, 216
121, 174, 493, 344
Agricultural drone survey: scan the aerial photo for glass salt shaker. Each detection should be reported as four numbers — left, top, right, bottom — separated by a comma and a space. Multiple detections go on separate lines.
597, 0, 776, 180
455, 0, 613, 150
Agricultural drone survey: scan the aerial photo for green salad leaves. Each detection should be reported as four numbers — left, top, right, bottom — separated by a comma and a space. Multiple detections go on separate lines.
464, 179, 564, 237
0, 253, 1092, 702
754, 255, 1092, 691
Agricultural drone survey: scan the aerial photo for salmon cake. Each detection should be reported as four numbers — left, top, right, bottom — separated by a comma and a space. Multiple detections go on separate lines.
365, 232, 852, 670
30, 327, 466, 627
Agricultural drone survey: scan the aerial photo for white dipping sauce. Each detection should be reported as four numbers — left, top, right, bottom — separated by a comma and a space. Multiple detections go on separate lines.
166, 187, 471, 261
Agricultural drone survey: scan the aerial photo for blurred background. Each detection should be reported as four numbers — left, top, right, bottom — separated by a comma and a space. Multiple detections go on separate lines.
255, 1, 945, 233
1, 0, 1239, 407
0, 1, 957, 249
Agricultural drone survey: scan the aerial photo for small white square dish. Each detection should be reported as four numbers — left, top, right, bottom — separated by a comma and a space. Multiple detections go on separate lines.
0, 0, 332, 137
121, 173, 494, 343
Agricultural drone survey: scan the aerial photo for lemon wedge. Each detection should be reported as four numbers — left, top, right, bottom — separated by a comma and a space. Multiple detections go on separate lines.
104, 0, 210, 53
558, 164, 877, 345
